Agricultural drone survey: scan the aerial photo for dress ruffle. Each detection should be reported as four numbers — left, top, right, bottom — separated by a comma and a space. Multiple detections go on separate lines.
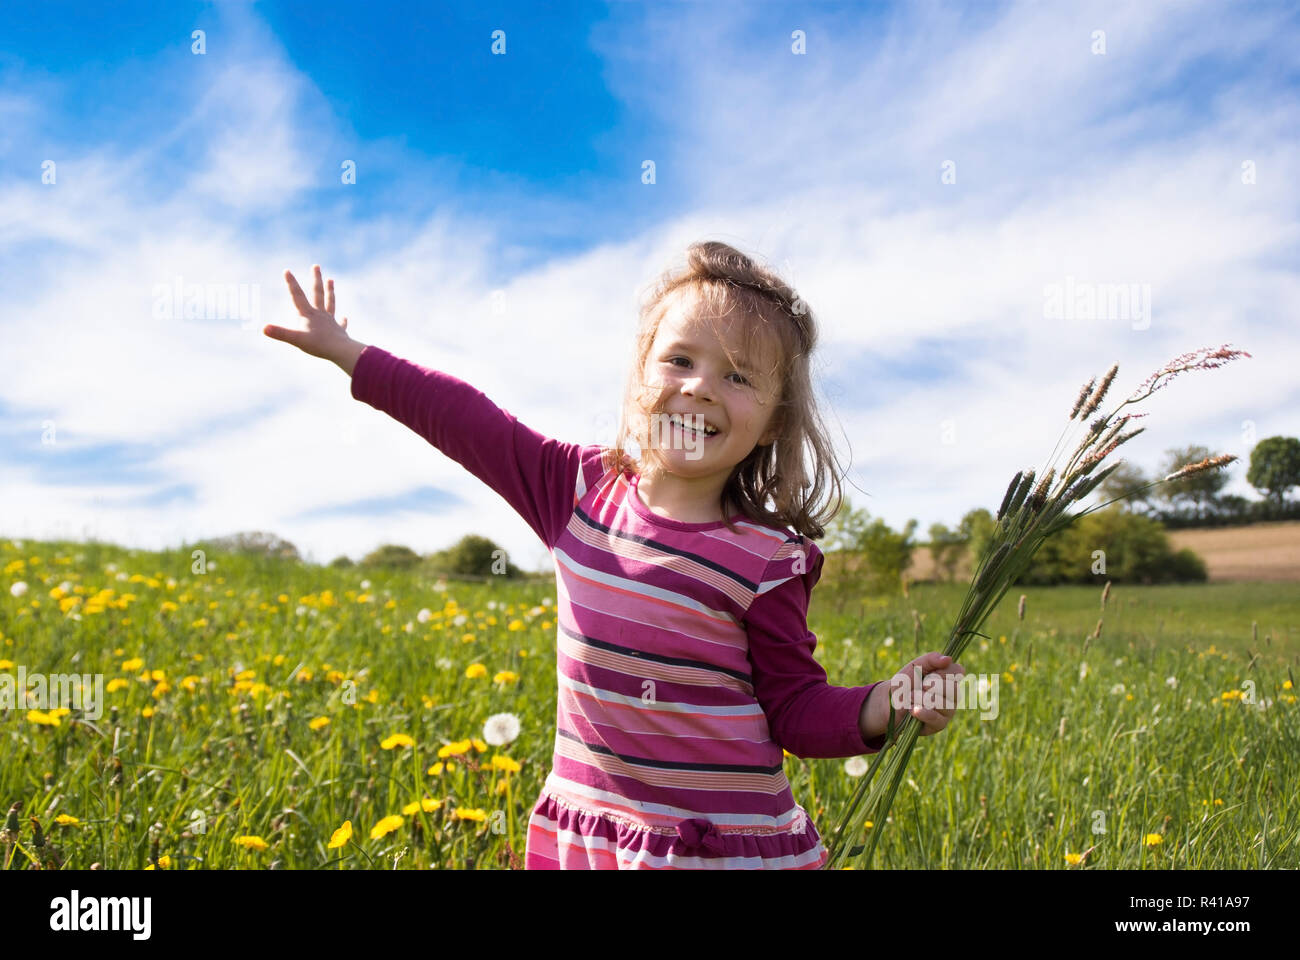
524, 790, 829, 870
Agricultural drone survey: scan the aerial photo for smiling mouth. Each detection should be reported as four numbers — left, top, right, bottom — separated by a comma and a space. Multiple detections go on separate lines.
666, 413, 721, 437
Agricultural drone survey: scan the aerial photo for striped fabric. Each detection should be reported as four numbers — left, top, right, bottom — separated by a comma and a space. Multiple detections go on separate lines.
347, 345, 885, 870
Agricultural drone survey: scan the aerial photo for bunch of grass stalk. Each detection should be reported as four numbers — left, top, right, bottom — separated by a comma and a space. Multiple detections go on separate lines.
822, 344, 1251, 870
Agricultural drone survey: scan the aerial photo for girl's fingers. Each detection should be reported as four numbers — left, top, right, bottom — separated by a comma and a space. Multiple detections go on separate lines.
326, 278, 335, 317
284, 270, 313, 316
262, 324, 303, 348
911, 706, 945, 735
312, 265, 325, 310
341, 316, 348, 331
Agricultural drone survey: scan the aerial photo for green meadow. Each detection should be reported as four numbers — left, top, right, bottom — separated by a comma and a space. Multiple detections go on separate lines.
2, 538, 1296, 869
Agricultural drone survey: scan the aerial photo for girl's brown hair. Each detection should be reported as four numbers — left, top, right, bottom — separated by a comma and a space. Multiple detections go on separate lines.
602, 240, 846, 540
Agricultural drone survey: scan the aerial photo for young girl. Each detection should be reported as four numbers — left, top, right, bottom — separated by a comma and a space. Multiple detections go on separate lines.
266, 242, 966, 870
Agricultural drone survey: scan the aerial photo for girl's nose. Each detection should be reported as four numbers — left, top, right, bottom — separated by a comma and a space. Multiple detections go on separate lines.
681, 377, 715, 402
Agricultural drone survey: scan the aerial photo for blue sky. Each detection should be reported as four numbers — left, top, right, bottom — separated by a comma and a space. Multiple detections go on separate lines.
2, 0, 1297, 571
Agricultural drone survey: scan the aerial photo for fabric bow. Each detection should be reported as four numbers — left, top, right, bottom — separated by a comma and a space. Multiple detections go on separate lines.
675, 817, 727, 854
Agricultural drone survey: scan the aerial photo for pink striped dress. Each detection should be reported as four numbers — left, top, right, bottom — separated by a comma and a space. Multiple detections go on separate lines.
350, 345, 888, 869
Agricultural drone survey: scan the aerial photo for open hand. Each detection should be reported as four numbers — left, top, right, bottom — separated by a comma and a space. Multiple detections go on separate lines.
264, 265, 354, 361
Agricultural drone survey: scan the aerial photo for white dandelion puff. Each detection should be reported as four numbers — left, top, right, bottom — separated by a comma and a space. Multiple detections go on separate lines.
1165, 676, 1178, 688
417, 608, 433, 623
844, 756, 868, 777
483, 712, 521, 746
10, 581, 28, 598
1110, 682, 1126, 695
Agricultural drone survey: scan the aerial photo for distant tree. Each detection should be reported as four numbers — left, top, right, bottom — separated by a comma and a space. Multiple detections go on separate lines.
1247, 436, 1300, 511
1095, 460, 1153, 512
361, 544, 422, 570
205, 531, 300, 561
958, 508, 996, 571
822, 494, 874, 553
926, 522, 963, 582
329, 555, 355, 569
425, 534, 523, 578
1158, 445, 1231, 521
821, 495, 916, 594
855, 516, 918, 595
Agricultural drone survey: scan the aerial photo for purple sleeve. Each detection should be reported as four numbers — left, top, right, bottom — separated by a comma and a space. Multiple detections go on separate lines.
743, 539, 888, 759
349, 344, 584, 550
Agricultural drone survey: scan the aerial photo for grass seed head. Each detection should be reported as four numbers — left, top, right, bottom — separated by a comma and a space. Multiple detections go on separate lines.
1163, 453, 1237, 482
1079, 363, 1119, 419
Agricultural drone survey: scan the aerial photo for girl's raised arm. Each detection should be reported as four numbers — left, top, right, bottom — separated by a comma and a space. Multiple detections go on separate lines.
266, 264, 586, 550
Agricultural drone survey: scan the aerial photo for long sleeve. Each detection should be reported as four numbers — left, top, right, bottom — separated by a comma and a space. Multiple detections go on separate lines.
349, 344, 584, 550
743, 538, 888, 759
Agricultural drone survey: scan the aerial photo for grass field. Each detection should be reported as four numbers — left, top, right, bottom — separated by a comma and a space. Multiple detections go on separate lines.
2, 537, 1297, 870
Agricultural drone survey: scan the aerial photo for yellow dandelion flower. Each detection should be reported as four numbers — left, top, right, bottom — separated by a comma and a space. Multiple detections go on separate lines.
152, 680, 171, 699
122, 657, 144, 672
437, 739, 471, 758
427, 762, 445, 775
493, 670, 519, 685
1214, 798, 1223, 806
472, 738, 487, 753
369, 815, 403, 839
328, 820, 352, 849
156, 855, 172, 869
1143, 833, 1163, 847
54, 814, 80, 826
309, 717, 330, 731
1284, 680, 1293, 690
381, 733, 415, 750
180, 675, 200, 692
107, 678, 129, 693
142, 706, 154, 718
465, 663, 487, 679
1064, 852, 1083, 865
454, 808, 487, 822
234, 835, 268, 851
364, 689, 379, 704
27, 709, 60, 727
507, 619, 524, 632
190, 618, 208, 628
491, 755, 521, 773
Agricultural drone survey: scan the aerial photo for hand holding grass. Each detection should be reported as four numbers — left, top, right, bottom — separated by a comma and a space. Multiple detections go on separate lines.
861, 652, 967, 740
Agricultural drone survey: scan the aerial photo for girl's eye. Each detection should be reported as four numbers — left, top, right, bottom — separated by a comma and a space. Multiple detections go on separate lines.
666, 357, 750, 385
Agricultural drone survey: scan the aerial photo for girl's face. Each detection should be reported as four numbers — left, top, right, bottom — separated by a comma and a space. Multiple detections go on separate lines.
636, 294, 781, 481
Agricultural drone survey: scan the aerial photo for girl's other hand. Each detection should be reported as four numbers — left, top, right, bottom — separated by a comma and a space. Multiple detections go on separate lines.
879, 652, 966, 737
265, 265, 356, 363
